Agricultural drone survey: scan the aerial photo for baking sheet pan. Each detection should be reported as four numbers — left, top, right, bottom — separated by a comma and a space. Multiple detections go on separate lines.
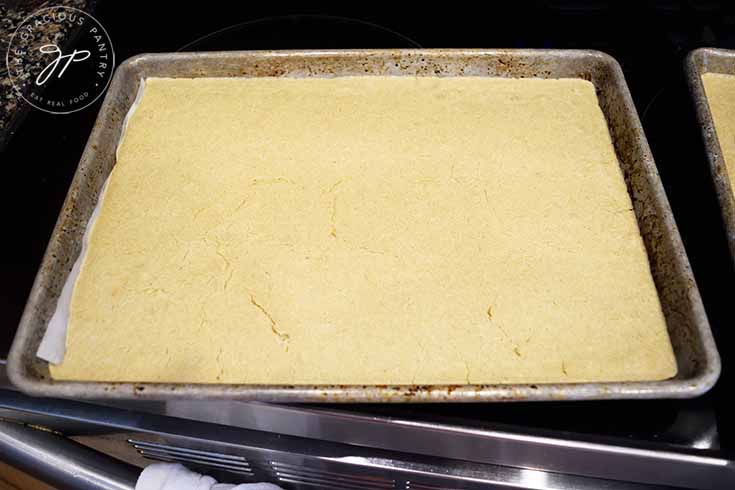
686, 47, 735, 263
7, 49, 721, 401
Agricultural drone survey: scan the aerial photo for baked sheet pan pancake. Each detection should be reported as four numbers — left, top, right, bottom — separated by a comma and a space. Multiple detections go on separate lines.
8, 49, 720, 401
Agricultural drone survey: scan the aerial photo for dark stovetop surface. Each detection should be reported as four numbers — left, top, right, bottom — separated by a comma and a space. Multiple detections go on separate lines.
1, 2, 733, 454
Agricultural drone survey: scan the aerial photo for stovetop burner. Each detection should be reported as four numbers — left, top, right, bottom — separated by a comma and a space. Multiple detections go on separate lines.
176, 15, 422, 52
1, 3, 733, 455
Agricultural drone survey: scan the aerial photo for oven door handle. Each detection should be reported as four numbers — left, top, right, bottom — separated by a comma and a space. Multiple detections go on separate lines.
0, 419, 139, 490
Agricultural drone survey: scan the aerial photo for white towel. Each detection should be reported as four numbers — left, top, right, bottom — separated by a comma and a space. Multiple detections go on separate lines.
136, 462, 283, 490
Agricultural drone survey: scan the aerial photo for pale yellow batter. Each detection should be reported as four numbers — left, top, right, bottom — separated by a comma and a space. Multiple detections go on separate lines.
50, 76, 677, 384
702, 73, 735, 189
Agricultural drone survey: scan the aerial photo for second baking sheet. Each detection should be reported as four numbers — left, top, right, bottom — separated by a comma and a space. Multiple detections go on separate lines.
688, 48, 735, 262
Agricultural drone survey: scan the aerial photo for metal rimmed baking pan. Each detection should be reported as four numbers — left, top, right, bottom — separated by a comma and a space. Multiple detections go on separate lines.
687, 47, 735, 263
7, 49, 721, 401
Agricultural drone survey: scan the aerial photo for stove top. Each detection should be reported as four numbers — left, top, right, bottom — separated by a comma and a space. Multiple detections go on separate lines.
1, 2, 733, 455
